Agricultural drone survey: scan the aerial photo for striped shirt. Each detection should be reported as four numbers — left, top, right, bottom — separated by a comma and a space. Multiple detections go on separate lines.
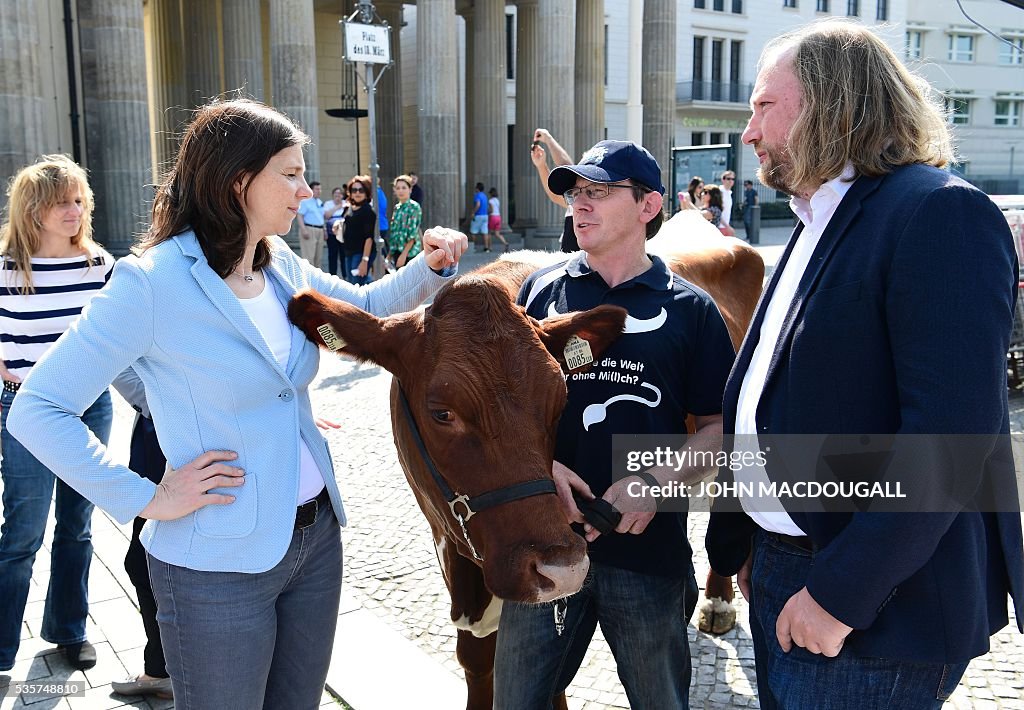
0, 248, 115, 381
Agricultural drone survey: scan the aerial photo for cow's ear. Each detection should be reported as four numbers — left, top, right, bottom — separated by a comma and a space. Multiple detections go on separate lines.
533, 304, 627, 374
288, 289, 422, 379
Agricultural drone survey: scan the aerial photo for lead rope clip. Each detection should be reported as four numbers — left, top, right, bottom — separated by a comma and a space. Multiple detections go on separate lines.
553, 599, 567, 636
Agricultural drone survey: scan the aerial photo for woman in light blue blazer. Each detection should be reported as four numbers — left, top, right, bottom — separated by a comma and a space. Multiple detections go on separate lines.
8, 99, 467, 709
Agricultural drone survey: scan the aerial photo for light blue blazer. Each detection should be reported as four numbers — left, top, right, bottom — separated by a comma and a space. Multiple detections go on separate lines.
8, 231, 452, 573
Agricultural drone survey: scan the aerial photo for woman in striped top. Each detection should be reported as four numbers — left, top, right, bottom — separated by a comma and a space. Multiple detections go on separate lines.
0, 155, 114, 673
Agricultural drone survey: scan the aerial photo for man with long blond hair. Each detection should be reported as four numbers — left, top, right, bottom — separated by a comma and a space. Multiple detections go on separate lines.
706, 20, 1023, 709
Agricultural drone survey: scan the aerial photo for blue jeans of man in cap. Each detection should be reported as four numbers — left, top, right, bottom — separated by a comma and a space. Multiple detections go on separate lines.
148, 491, 342, 710
749, 529, 969, 710
0, 388, 112, 670
494, 560, 696, 709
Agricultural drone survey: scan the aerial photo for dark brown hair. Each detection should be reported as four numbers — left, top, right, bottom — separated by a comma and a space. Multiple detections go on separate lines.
703, 184, 724, 210
137, 99, 310, 277
346, 175, 373, 204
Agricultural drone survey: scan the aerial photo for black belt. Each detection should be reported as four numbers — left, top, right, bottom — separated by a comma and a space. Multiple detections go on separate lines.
295, 487, 331, 530
3, 380, 20, 394
766, 530, 815, 553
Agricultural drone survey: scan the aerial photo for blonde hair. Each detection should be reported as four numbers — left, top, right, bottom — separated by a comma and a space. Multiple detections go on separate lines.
393, 174, 413, 188
0, 154, 97, 294
764, 19, 953, 189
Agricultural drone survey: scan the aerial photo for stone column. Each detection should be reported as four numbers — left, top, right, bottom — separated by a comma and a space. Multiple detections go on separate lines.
223, 0, 265, 100
625, 0, 643, 143
468, 0, 506, 238
0, 2, 45, 193
461, 7, 475, 225
78, 0, 152, 255
150, 0, 188, 171
417, 0, 459, 229
574, 0, 603, 155
642, 0, 675, 194
535, 0, 574, 236
375, 1, 404, 189
513, 0, 538, 231
269, 0, 320, 182
183, 0, 221, 107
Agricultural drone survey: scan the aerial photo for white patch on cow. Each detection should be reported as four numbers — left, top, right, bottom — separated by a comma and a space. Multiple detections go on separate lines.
452, 595, 504, 638
434, 537, 450, 585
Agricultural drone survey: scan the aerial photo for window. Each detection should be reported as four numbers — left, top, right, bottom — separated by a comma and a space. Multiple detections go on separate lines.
906, 31, 923, 60
847, 0, 859, 15
713, 0, 724, 10
783, 0, 797, 7
711, 39, 724, 101
1000, 36, 1024, 65
694, 0, 706, 8
730, 40, 743, 102
692, 132, 705, 146
817, 0, 830, 12
505, 13, 515, 80
732, 0, 744, 13
693, 36, 705, 100
876, 0, 887, 21
945, 95, 972, 125
948, 34, 975, 62
995, 98, 1022, 127
710, 132, 724, 145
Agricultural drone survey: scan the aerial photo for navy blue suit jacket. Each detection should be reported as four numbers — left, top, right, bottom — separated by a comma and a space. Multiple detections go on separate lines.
706, 164, 1024, 663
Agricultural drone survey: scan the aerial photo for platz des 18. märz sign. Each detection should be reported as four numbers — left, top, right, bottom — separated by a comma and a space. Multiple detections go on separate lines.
344, 22, 391, 65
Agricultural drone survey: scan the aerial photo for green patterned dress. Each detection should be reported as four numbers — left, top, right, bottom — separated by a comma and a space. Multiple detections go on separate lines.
388, 200, 423, 263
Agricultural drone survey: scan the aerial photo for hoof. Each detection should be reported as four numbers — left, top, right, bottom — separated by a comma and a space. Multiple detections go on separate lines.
697, 597, 737, 635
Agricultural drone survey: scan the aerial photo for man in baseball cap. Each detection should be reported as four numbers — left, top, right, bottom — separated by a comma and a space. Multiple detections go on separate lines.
495, 140, 733, 709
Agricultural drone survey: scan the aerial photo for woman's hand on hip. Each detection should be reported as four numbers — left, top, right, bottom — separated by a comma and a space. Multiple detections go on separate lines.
422, 227, 468, 270
140, 450, 244, 520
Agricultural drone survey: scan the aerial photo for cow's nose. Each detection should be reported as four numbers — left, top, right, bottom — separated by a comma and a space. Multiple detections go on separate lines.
534, 555, 590, 602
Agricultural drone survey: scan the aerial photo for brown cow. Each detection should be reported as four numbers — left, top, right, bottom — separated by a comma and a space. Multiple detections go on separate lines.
289, 231, 763, 709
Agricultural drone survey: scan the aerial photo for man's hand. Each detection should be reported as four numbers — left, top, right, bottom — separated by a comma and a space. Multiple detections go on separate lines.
530, 143, 548, 168
593, 476, 657, 542
552, 460, 593, 526
776, 586, 853, 657
737, 549, 753, 602
533, 128, 552, 144
140, 450, 244, 521
422, 227, 468, 271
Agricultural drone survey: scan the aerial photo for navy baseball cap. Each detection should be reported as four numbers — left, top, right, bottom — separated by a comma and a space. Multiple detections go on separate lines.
548, 140, 666, 197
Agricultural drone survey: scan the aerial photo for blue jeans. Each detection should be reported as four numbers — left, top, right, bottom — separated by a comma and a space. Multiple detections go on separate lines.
494, 561, 695, 709
148, 494, 342, 710
749, 530, 969, 709
0, 388, 113, 670
345, 251, 375, 285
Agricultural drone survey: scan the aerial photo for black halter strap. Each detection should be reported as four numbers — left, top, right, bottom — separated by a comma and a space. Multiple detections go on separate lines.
397, 385, 556, 560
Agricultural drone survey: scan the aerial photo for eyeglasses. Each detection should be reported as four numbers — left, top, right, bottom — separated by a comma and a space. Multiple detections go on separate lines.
563, 183, 635, 205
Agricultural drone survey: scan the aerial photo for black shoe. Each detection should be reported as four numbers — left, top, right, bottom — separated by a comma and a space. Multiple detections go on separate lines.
60, 641, 97, 670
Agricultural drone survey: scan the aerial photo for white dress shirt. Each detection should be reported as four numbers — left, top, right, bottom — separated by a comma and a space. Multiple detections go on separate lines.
734, 164, 857, 535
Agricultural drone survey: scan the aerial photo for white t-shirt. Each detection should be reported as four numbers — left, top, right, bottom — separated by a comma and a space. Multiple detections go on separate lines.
721, 188, 733, 226
237, 280, 326, 505
489, 196, 500, 217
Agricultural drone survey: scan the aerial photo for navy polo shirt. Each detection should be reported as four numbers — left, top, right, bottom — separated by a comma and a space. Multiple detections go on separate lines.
518, 253, 735, 577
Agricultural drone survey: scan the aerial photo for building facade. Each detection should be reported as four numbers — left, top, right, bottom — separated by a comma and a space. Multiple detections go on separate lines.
2, 0, 1020, 255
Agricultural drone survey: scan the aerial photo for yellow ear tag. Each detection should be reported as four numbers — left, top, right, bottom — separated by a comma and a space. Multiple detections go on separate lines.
316, 323, 346, 351
563, 334, 594, 371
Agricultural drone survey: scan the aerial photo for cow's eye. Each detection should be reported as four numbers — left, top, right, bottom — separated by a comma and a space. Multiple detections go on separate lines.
430, 409, 453, 423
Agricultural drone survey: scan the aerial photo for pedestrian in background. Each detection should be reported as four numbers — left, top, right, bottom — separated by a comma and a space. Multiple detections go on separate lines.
8, 98, 466, 709
323, 186, 347, 276
742, 179, 758, 239
486, 187, 509, 253
388, 175, 422, 269
344, 175, 377, 285
297, 180, 325, 267
0, 154, 114, 673
700, 185, 724, 226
